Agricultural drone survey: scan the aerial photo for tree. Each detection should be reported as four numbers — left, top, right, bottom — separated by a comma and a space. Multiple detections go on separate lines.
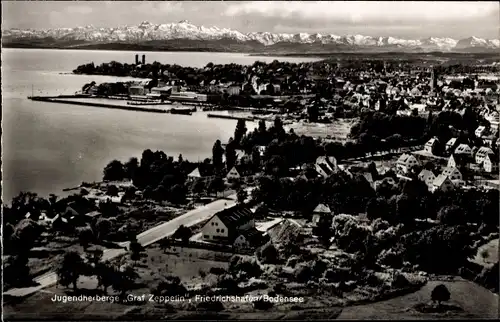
431, 284, 451, 305
106, 185, 119, 197
212, 140, 224, 170
237, 188, 248, 204
225, 138, 237, 171
129, 237, 144, 264
172, 225, 192, 243
251, 146, 262, 170
234, 120, 247, 145
437, 205, 465, 226
95, 218, 112, 241
169, 183, 187, 204
258, 242, 279, 264
57, 251, 85, 290
209, 176, 225, 197
103, 160, 125, 181
78, 227, 95, 250
307, 103, 320, 122
113, 265, 139, 297
85, 247, 104, 267
12, 219, 43, 253
258, 120, 267, 134
95, 261, 116, 294
124, 157, 139, 179
366, 197, 390, 221
191, 179, 206, 196
4, 254, 31, 287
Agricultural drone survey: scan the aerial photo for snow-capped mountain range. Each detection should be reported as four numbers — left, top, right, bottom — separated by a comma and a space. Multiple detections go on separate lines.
3, 20, 499, 52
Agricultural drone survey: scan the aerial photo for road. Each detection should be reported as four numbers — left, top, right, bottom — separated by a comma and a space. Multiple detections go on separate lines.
4, 193, 237, 298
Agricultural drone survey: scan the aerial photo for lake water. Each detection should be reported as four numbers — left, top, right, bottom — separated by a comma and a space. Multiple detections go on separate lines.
1, 48, 321, 202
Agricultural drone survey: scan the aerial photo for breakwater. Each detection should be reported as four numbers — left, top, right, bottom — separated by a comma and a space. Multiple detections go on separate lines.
28, 96, 168, 113
207, 113, 256, 121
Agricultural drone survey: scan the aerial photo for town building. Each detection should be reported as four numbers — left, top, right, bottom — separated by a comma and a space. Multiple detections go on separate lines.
418, 169, 436, 190
445, 138, 458, 154
475, 146, 495, 164
201, 205, 255, 243
475, 126, 488, 138
483, 154, 499, 173
454, 143, 472, 155
315, 156, 339, 178
432, 174, 455, 192
311, 203, 332, 228
424, 137, 439, 154
226, 166, 241, 182
396, 153, 420, 174
150, 86, 172, 99
233, 228, 266, 250
187, 167, 202, 181
441, 166, 463, 181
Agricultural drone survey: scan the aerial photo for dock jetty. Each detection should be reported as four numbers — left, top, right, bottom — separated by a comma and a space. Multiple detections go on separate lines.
28, 95, 169, 113
207, 113, 256, 122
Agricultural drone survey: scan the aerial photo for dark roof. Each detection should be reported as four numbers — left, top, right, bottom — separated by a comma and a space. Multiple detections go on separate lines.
214, 205, 253, 229
318, 163, 333, 176
236, 227, 266, 246
267, 219, 301, 245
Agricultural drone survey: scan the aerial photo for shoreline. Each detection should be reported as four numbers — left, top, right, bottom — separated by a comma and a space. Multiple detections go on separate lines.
5, 45, 500, 58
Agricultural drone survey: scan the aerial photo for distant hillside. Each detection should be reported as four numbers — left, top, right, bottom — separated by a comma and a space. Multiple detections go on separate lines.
3, 20, 499, 54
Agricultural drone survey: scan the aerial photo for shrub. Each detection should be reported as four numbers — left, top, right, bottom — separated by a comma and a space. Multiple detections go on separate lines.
294, 263, 313, 283
431, 284, 451, 304
209, 267, 226, 275
371, 218, 391, 233
106, 185, 119, 197
258, 242, 279, 264
230, 256, 262, 278
364, 272, 383, 287
217, 274, 239, 293
151, 275, 187, 297
391, 273, 410, 289
377, 248, 404, 268
77, 226, 95, 249
312, 259, 327, 277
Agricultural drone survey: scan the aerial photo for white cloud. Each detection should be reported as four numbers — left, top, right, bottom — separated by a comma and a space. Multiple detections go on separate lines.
224, 1, 498, 23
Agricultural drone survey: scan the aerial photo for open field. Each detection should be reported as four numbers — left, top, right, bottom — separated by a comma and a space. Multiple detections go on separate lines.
338, 279, 499, 320
287, 119, 356, 140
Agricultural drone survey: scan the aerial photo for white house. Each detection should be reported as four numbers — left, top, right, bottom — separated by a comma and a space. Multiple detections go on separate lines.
445, 138, 458, 153
187, 167, 201, 181
315, 156, 339, 178
233, 228, 266, 250
441, 166, 463, 181
454, 144, 472, 155
202, 205, 255, 243
475, 126, 488, 138
432, 174, 455, 193
424, 137, 439, 154
418, 169, 436, 190
483, 154, 499, 173
311, 203, 332, 227
475, 147, 495, 164
226, 166, 241, 182
396, 153, 420, 174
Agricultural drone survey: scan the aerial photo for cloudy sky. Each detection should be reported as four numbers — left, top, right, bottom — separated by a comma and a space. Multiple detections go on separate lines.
2, 1, 499, 39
